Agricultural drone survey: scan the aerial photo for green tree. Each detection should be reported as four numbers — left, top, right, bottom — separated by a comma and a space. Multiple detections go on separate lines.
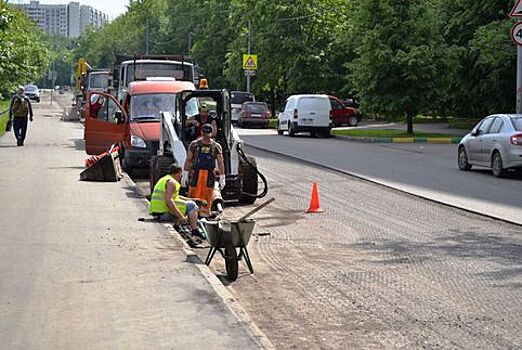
0, 3, 51, 96
349, 0, 446, 133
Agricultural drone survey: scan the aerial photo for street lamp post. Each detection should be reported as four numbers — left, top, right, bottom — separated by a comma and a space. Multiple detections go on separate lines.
246, 19, 251, 93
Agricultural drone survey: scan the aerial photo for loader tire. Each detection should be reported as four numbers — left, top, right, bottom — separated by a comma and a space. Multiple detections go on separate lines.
239, 155, 258, 205
156, 155, 175, 180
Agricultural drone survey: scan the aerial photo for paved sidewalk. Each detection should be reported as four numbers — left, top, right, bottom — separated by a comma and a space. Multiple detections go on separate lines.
0, 97, 265, 349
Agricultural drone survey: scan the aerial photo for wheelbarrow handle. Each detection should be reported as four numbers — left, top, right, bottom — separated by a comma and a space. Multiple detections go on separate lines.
238, 197, 275, 222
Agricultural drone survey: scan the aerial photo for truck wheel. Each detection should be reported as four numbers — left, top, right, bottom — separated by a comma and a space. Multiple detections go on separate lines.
277, 125, 284, 135
149, 155, 159, 194
225, 244, 238, 281
239, 155, 258, 205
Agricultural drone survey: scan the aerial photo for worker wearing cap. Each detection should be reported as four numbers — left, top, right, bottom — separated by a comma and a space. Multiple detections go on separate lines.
182, 123, 225, 216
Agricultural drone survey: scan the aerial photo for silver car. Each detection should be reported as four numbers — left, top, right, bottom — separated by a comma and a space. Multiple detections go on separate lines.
458, 114, 522, 177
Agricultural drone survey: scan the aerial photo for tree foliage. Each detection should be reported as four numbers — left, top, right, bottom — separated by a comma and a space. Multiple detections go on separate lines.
0, 3, 51, 97
70, 0, 519, 121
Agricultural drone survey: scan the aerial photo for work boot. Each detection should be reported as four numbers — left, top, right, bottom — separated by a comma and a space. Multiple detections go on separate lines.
191, 228, 206, 240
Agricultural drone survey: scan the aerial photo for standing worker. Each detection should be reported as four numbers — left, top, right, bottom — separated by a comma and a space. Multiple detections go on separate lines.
182, 123, 226, 216
9, 86, 34, 146
149, 163, 205, 240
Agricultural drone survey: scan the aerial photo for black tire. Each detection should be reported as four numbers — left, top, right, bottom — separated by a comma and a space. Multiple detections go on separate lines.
310, 132, 317, 138
288, 122, 296, 137
322, 128, 332, 138
348, 115, 358, 127
277, 122, 284, 135
492, 151, 505, 178
239, 155, 258, 205
156, 155, 174, 179
122, 152, 134, 178
457, 146, 472, 171
225, 244, 238, 281
149, 155, 159, 194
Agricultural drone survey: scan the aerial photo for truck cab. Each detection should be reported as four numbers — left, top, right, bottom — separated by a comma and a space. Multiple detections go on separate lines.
113, 55, 197, 102
84, 79, 196, 176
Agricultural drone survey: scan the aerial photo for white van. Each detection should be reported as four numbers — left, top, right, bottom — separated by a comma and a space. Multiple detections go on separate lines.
277, 94, 332, 136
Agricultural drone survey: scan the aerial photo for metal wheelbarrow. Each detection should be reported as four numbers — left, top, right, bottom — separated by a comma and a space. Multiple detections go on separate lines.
201, 198, 274, 281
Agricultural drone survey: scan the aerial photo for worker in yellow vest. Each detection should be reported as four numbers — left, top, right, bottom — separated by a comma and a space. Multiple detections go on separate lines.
149, 163, 205, 239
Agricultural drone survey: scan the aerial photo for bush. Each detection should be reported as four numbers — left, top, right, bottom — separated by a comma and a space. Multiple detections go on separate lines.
0, 100, 10, 137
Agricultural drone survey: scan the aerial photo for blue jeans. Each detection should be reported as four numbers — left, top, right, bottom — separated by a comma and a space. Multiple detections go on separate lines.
156, 200, 198, 222
12, 117, 28, 142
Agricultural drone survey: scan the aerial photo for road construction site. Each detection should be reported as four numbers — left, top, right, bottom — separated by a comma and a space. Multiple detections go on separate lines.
1, 94, 521, 349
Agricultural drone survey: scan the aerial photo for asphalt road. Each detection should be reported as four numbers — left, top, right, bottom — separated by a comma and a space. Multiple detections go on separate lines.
237, 128, 522, 225
131, 144, 522, 349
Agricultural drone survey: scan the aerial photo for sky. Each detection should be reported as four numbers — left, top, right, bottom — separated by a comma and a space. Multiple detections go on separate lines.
11, 0, 129, 19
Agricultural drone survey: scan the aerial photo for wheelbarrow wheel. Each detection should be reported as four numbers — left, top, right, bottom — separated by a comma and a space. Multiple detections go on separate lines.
225, 243, 238, 281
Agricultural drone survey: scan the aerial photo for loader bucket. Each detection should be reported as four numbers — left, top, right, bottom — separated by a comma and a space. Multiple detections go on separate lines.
80, 151, 122, 182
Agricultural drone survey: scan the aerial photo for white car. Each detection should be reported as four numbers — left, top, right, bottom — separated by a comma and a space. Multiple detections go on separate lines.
277, 94, 332, 137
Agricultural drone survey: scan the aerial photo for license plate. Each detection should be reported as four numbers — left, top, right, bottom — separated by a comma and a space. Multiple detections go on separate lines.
302, 119, 313, 125
252, 114, 262, 118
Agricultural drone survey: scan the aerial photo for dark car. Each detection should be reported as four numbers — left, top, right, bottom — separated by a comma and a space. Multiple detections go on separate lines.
237, 102, 270, 128
24, 84, 40, 103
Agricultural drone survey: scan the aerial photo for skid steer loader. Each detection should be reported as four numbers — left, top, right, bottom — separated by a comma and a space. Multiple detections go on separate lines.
149, 89, 267, 210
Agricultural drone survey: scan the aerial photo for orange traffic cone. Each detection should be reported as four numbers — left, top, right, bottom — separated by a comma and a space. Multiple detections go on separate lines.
306, 182, 324, 213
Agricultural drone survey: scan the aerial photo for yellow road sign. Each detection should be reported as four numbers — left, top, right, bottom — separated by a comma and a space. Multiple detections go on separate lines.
242, 54, 258, 70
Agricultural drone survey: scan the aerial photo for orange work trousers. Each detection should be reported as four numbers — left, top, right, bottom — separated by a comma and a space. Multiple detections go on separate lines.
188, 169, 214, 216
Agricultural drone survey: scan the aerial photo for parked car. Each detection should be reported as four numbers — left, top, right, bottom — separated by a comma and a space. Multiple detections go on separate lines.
237, 102, 270, 128
328, 95, 361, 127
277, 94, 332, 137
24, 84, 40, 103
231, 91, 255, 124
458, 114, 522, 177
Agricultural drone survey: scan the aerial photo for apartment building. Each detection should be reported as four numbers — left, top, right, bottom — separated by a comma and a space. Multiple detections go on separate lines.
14, 1, 109, 38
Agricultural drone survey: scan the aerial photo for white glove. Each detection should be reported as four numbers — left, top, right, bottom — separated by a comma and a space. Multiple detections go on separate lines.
181, 170, 189, 187
219, 174, 226, 190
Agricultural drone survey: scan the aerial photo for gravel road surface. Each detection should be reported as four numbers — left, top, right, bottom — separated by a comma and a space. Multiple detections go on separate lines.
132, 144, 522, 349
238, 129, 522, 225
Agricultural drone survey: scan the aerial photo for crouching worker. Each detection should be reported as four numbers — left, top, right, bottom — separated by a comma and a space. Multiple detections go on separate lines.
149, 163, 205, 240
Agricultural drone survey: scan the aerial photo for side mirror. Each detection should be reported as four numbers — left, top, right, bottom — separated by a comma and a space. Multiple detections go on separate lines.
470, 129, 480, 137
115, 110, 124, 124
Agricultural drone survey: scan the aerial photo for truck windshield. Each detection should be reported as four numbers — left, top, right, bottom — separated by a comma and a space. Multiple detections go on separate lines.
126, 63, 193, 85
89, 74, 108, 89
130, 93, 176, 121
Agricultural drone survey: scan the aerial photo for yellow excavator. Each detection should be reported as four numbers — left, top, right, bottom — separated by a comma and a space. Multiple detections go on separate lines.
74, 58, 92, 117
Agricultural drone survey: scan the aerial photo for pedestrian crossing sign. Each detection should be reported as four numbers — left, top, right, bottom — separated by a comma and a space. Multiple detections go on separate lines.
242, 54, 258, 70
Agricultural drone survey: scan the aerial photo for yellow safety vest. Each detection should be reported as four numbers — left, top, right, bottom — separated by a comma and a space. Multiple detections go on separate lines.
149, 175, 187, 215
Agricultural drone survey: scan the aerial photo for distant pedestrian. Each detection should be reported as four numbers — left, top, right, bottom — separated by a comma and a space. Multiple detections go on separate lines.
9, 86, 34, 146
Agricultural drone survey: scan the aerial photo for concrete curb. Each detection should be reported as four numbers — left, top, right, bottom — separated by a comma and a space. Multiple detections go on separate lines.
333, 134, 462, 144
122, 174, 275, 350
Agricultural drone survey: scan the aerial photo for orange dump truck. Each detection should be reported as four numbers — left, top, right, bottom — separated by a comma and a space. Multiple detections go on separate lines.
84, 78, 196, 176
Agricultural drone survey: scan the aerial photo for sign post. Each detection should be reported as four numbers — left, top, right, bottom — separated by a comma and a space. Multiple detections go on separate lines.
510, 0, 522, 113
